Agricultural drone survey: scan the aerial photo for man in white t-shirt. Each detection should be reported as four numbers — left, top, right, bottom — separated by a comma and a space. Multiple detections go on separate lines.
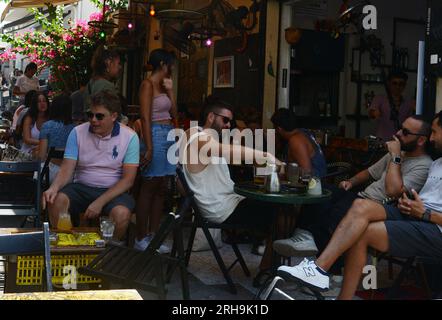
277, 111, 442, 300
13, 62, 40, 106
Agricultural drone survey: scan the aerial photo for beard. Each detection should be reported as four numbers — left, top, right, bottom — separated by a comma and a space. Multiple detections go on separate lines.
428, 141, 442, 159
210, 122, 222, 135
400, 139, 418, 152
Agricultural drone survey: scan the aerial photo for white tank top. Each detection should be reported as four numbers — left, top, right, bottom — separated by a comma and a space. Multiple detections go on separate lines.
182, 131, 245, 223
21, 122, 40, 154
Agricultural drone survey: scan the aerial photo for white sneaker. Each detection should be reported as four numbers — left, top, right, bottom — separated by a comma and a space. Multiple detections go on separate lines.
273, 228, 318, 257
134, 234, 171, 254
277, 258, 330, 291
134, 234, 152, 251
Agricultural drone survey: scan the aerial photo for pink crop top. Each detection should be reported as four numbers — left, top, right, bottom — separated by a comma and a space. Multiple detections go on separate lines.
152, 94, 172, 122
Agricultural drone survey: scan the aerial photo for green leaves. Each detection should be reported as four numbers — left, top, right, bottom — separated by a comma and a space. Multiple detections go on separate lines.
1, 2, 128, 93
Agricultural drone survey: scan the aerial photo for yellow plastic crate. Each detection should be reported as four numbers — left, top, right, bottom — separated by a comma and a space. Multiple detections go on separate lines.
16, 254, 101, 286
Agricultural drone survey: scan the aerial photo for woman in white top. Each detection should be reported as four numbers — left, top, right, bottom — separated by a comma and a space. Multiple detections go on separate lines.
13, 62, 40, 106
21, 92, 49, 157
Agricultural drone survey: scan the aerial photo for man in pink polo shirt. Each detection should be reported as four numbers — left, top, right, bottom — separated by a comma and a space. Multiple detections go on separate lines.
42, 90, 139, 239
368, 70, 415, 141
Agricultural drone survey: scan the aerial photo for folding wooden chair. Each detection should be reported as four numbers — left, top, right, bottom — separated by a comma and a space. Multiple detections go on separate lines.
176, 165, 251, 294
0, 222, 52, 291
79, 208, 190, 300
380, 254, 442, 299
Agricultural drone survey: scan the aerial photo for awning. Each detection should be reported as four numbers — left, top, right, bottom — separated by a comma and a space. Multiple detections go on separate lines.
10, 0, 78, 8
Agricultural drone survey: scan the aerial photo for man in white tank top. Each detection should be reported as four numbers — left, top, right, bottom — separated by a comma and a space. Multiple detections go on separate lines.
180, 96, 282, 271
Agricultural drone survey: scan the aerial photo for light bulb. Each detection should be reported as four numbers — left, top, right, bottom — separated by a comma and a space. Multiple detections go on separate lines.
205, 38, 213, 47
149, 5, 156, 16
128, 22, 133, 29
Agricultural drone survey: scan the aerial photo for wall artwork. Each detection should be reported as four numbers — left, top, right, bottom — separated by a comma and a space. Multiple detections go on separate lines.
213, 55, 234, 88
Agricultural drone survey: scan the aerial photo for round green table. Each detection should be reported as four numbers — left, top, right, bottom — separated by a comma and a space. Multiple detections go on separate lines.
234, 184, 332, 205
234, 183, 332, 284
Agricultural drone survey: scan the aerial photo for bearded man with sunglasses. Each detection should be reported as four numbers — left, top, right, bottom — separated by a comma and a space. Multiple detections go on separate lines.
277, 112, 442, 300
273, 115, 433, 263
42, 90, 139, 240
368, 70, 415, 142
179, 96, 283, 271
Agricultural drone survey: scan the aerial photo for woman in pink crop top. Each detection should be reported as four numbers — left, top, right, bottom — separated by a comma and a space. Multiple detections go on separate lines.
134, 49, 178, 252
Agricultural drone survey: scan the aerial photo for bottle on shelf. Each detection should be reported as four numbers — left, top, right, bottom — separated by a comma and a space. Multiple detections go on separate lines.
326, 103, 332, 117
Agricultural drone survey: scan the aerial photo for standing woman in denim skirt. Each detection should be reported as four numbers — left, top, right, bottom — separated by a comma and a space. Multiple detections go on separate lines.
135, 49, 177, 252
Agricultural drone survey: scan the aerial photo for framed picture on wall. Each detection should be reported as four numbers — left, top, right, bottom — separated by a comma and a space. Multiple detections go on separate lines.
213, 56, 234, 88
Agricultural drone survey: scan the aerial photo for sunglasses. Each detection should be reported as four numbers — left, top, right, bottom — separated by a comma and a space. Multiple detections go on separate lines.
86, 111, 106, 121
213, 112, 232, 124
401, 127, 426, 137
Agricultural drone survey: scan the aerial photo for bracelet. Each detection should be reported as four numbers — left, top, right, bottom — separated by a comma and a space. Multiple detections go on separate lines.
422, 208, 432, 222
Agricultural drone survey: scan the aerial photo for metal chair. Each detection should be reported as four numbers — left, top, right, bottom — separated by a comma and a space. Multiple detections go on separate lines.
0, 222, 52, 291
0, 160, 42, 227
176, 165, 251, 294
79, 206, 191, 300
254, 276, 295, 300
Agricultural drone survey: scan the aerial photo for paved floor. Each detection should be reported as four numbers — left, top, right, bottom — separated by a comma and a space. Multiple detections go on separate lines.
0, 216, 414, 300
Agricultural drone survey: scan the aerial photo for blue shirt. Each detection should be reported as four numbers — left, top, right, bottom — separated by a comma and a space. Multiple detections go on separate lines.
39, 120, 76, 149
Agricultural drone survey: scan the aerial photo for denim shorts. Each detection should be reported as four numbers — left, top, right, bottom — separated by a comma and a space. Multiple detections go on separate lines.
141, 123, 176, 177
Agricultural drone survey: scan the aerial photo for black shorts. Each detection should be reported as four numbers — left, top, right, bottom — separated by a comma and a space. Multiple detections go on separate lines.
223, 198, 276, 232
383, 204, 442, 259
59, 183, 135, 226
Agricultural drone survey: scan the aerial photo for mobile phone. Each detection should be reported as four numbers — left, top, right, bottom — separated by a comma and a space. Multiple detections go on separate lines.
405, 191, 415, 200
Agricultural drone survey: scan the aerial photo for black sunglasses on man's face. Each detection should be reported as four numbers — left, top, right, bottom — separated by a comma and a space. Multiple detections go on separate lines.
86, 111, 106, 121
213, 112, 232, 124
401, 127, 426, 137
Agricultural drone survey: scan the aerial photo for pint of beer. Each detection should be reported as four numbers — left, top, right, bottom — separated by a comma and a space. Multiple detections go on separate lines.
57, 212, 73, 231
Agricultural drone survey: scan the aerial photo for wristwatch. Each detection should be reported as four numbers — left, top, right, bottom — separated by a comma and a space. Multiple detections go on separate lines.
422, 208, 432, 222
391, 154, 402, 165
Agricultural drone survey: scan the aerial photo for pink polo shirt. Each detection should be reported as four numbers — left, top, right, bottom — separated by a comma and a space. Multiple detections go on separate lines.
368, 95, 414, 141
64, 122, 139, 188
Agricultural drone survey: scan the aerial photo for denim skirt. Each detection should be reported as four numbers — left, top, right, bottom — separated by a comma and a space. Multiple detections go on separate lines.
141, 123, 176, 177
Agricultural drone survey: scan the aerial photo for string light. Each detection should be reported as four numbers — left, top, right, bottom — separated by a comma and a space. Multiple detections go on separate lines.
149, 5, 156, 17
128, 22, 134, 30
99, 31, 106, 39
205, 38, 213, 47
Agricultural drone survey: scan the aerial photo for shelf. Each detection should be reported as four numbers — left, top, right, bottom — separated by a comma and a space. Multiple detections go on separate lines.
293, 116, 340, 128
371, 64, 417, 73
295, 115, 340, 121
346, 114, 370, 121
351, 79, 384, 85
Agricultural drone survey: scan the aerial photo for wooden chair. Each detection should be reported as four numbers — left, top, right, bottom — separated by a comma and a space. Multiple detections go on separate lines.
79, 206, 190, 300
375, 253, 442, 299
176, 165, 251, 294
0, 160, 42, 227
0, 222, 52, 291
